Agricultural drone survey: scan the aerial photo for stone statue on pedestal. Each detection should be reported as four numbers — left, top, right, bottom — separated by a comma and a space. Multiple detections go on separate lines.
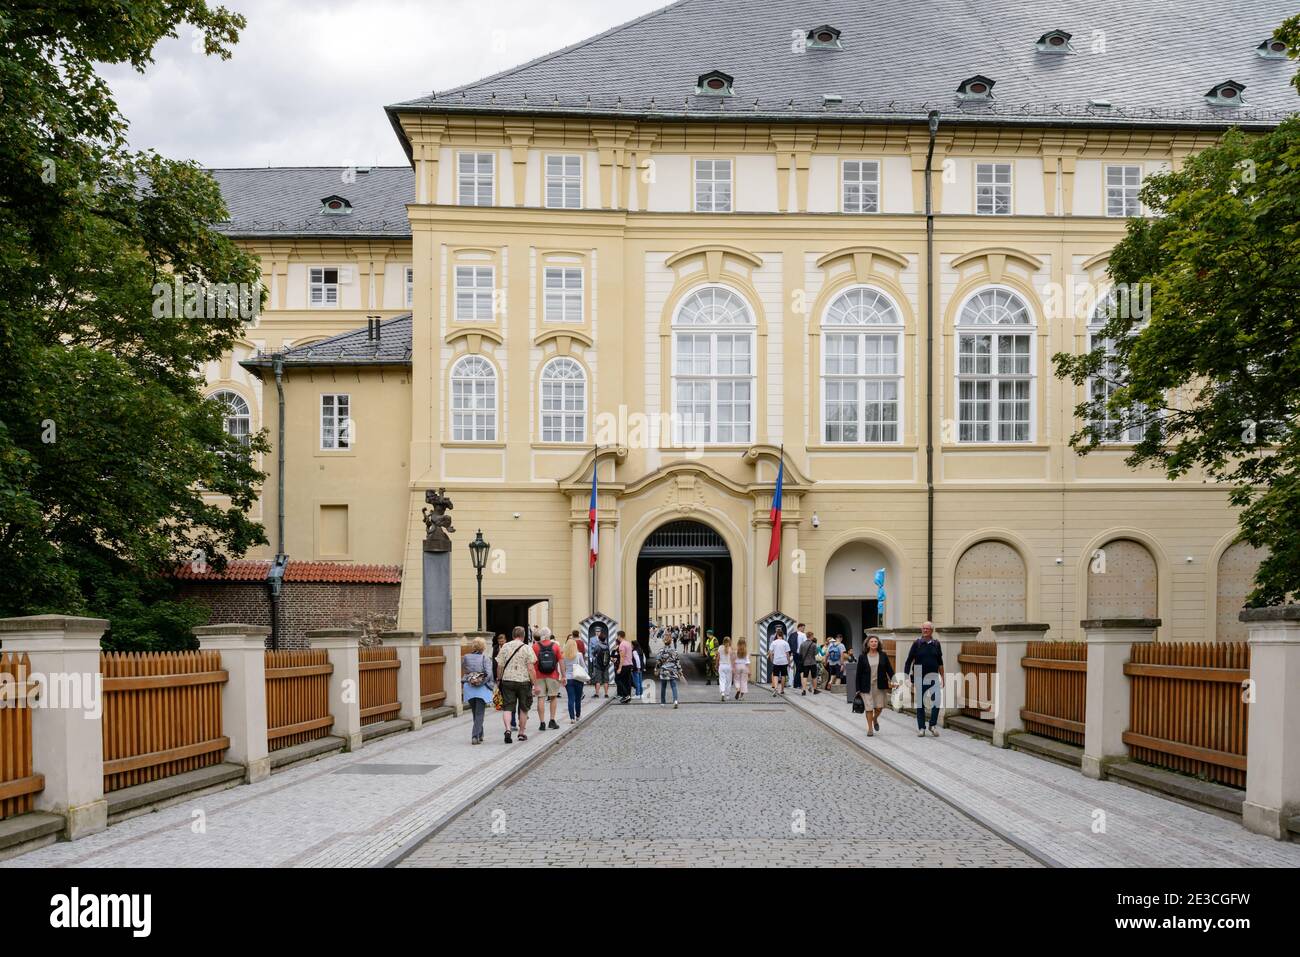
421, 488, 455, 639
422, 488, 455, 553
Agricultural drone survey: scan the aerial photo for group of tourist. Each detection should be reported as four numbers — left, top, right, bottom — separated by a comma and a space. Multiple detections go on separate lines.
458, 618, 948, 746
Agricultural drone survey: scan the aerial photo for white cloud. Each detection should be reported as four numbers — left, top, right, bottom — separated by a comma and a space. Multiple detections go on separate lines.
100, 0, 668, 168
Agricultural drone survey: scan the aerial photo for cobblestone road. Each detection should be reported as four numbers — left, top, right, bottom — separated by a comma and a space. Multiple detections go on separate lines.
399, 701, 1038, 867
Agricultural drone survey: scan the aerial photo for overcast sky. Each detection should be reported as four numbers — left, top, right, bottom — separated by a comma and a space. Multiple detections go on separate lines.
101, 0, 668, 169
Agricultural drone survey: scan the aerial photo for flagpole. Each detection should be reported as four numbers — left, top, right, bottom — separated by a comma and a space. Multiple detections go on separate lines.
590, 443, 597, 619
774, 444, 783, 613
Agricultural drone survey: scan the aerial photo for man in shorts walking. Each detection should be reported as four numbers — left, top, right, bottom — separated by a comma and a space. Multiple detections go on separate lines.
768, 626, 791, 696
532, 627, 564, 731
496, 626, 537, 744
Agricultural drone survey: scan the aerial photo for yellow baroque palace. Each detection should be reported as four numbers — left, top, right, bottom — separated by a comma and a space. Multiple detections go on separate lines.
204, 1, 1298, 648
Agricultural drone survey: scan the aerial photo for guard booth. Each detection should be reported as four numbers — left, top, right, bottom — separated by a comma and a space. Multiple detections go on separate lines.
580, 613, 618, 683
756, 611, 795, 685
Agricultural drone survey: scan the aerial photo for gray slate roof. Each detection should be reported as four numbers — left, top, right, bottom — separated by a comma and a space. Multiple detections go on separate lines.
209, 167, 413, 239
389, 0, 1299, 131
242, 314, 414, 370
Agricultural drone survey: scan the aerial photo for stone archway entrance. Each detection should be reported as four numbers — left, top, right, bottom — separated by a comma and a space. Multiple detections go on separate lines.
635, 520, 733, 640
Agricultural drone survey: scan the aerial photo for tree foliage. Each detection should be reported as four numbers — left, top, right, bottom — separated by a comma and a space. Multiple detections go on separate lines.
1054, 111, 1300, 606
0, 2, 268, 646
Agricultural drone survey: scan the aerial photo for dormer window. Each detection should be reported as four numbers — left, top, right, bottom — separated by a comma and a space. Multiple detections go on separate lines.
1205, 80, 1246, 107
956, 75, 995, 102
806, 25, 842, 49
1257, 37, 1290, 59
696, 70, 734, 96
320, 195, 352, 215
1036, 30, 1073, 53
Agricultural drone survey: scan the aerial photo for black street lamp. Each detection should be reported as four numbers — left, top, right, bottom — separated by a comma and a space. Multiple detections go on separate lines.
468, 529, 490, 631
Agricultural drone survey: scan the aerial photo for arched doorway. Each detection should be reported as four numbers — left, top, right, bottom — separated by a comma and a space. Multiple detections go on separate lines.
824, 540, 896, 654
635, 520, 733, 640
954, 540, 1027, 636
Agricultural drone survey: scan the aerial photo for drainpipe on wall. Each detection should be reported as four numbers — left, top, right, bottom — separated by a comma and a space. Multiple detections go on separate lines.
924, 111, 940, 622
268, 353, 288, 651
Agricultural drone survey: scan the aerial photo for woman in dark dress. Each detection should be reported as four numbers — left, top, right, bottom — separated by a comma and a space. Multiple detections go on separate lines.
854, 634, 895, 737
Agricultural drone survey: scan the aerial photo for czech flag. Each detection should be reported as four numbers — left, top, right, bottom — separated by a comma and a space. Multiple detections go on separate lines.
588, 458, 599, 568
767, 458, 784, 566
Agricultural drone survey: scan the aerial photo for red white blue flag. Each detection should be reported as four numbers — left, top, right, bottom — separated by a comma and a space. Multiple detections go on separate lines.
589, 458, 599, 568
767, 458, 784, 566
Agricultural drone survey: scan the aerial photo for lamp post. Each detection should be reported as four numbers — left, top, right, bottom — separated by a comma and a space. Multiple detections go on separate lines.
469, 529, 490, 632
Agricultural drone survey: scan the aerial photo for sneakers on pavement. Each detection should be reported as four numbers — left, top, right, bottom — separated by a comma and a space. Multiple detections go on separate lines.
929, 727, 940, 737
548, 719, 559, 730
504, 731, 513, 744
673, 701, 679, 709
916, 729, 926, 738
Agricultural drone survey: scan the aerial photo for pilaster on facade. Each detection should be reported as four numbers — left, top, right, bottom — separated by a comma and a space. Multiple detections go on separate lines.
770, 130, 818, 213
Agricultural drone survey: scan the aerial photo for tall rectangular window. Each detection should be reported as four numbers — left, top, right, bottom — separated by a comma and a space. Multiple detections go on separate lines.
975, 162, 1013, 215
543, 267, 583, 323
1106, 165, 1142, 218
320, 394, 351, 450
545, 154, 583, 208
957, 334, 1032, 441
309, 267, 339, 307
842, 160, 880, 213
694, 159, 733, 213
822, 332, 901, 443
454, 266, 495, 322
457, 152, 495, 206
404, 266, 414, 307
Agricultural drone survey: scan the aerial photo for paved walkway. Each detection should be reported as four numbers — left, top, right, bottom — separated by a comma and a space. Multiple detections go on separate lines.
401, 700, 1037, 867
783, 687, 1300, 868
3, 698, 607, 868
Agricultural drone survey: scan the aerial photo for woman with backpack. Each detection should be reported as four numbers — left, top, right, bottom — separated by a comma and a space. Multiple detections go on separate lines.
461, 636, 495, 746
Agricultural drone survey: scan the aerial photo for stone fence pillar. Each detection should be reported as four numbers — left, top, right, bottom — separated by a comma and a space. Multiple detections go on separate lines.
1241, 607, 1300, 839
936, 626, 981, 724
1081, 618, 1159, 780
429, 632, 468, 716
0, 615, 109, 839
194, 623, 271, 783
384, 632, 424, 730
991, 623, 1049, 747
308, 628, 363, 751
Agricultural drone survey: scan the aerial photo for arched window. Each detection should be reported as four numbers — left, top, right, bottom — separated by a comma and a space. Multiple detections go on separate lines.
209, 390, 251, 447
822, 286, 903, 443
450, 356, 497, 441
540, 357, 586, 443
956, 286, 1035, 443
672, 285, 755, 445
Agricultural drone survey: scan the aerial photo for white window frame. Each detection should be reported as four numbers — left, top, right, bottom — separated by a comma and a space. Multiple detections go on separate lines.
454, 265, 495, 322
457, 151, 495, 206
842, 160, 881, 214
954, 286, 1036, 444
404, 266, 414, 308
1088, 294, 1149, 443
309, 266, 340, 308
1105, 164, 1143, 218
320, 393, 351, 450
670, 284, 756, 445
975, 162, 1013, 216
539, 357, 587, 443
209, 390, 252, 448
449, 356, 498, 442
693, 159, 733, 213
544, 154, 583, 209
820, 286, 904, 445
543, 266, 584, 323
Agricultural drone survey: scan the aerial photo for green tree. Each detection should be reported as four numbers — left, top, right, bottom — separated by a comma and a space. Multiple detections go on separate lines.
1054, 102, 1300, 606
0, 2, 268, 647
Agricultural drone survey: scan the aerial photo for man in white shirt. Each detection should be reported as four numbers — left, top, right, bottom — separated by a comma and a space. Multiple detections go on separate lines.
768, 626, 792, 696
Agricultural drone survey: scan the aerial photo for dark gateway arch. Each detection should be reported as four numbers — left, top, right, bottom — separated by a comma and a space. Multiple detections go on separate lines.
636, 519, 733, 640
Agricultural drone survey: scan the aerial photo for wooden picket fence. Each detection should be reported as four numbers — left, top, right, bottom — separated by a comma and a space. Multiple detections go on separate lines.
1124, 642, 1250, 789
0, 653, 43, 820
1021, 641, 1088, 745
101, 651, 229, 794
265, 650, 334, 751
359, 646, 400, 726
958, 641, 997, 719
420, 646, 448, 712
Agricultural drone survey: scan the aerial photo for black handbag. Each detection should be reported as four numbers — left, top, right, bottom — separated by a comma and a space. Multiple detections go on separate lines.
851, 695, 865, 714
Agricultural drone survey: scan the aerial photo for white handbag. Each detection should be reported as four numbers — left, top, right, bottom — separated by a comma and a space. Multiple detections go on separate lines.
572, 656, 592, 683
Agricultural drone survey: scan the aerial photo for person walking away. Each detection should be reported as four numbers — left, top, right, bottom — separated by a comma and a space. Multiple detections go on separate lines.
703, 630, 719, 683
716, 636, 734, 702
492, 633, 517, 731
790, 624, 807, 689
532, 628, 564, 731
588, 627, 610, 700
631, 641, 645, 700
733, 639, 750, 700
799, 628, 821, 695
496, 626, 537, 743
614, 630, 635, 703
563, 633, 587, 723
823, 634, 845, 691
855, 635, 895, 736
461, 637, 495, 745
656, 634, 683, 708
768, 627, 791, 696
904, 621, 945, 737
